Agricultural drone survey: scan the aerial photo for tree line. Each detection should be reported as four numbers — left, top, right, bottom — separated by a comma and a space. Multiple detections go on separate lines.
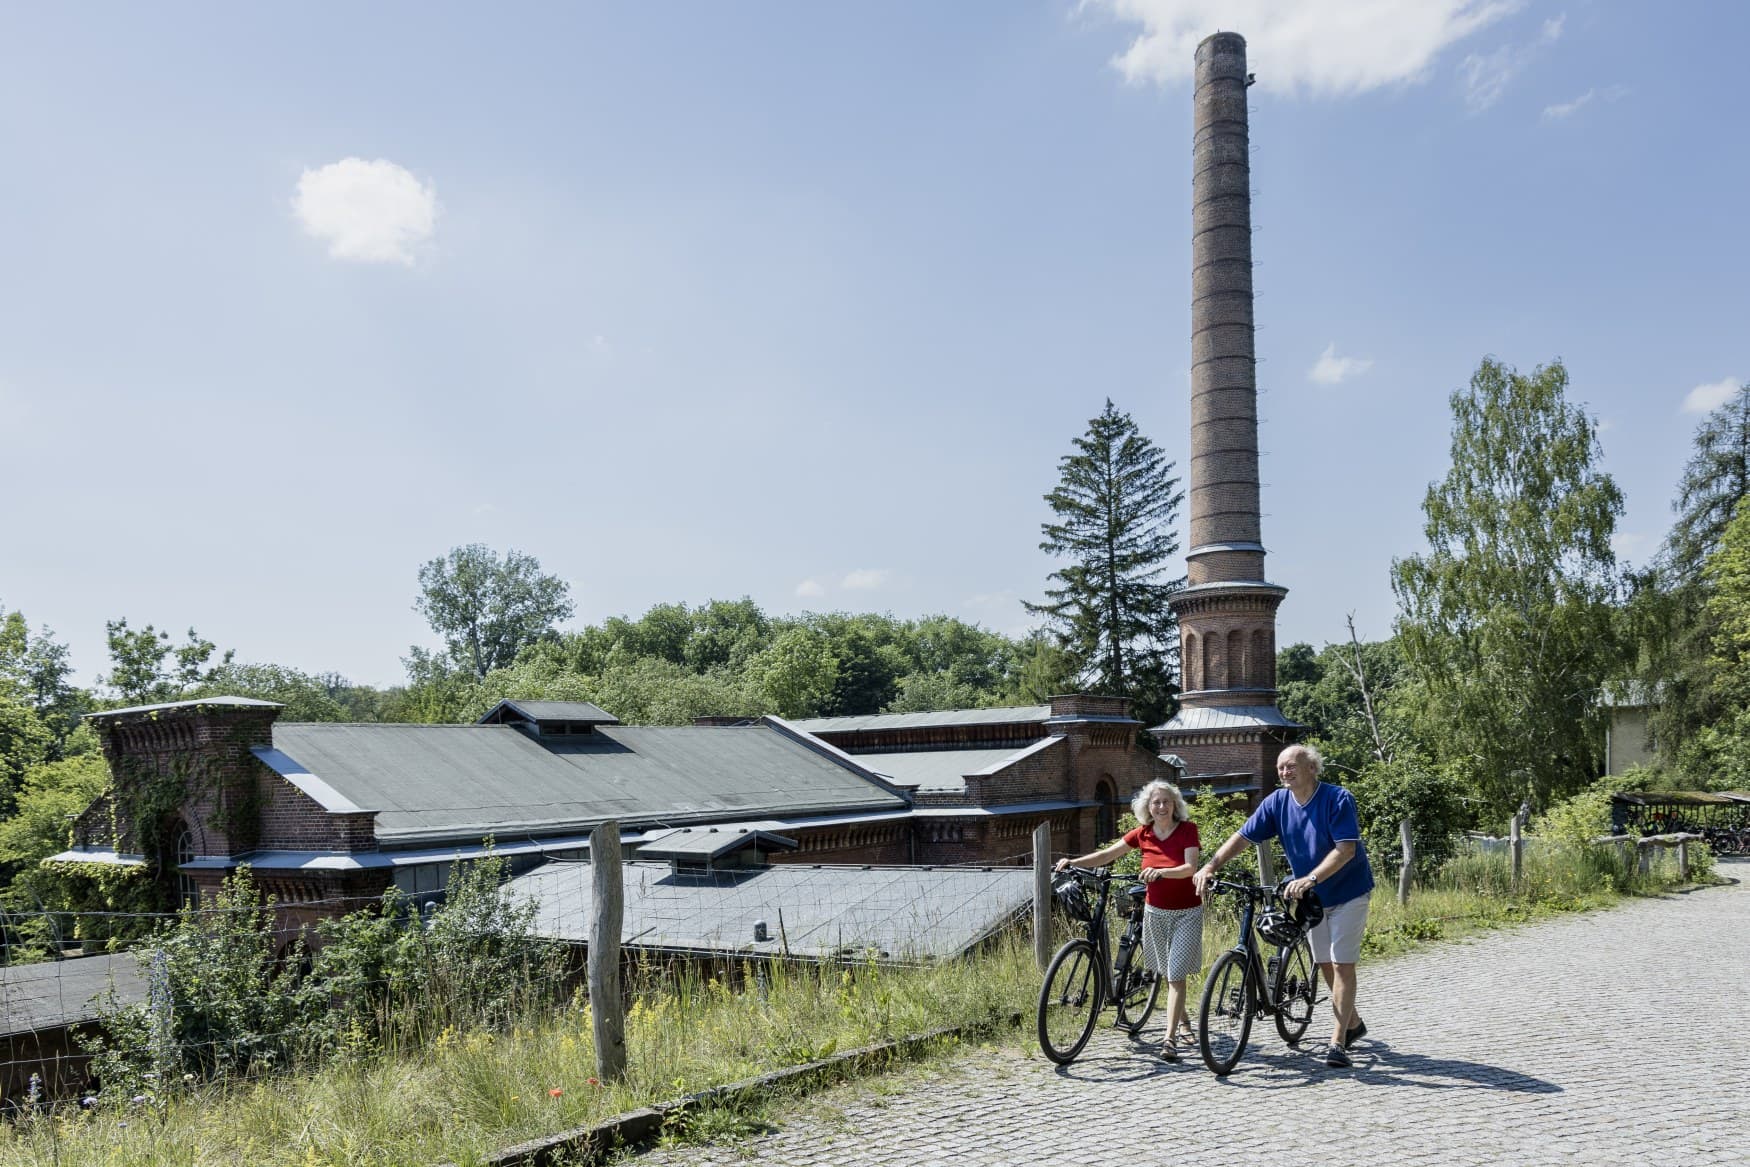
5, 359, 1750, 951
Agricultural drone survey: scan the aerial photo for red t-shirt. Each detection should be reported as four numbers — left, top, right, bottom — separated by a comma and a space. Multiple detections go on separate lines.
1123, 820, 1202, 910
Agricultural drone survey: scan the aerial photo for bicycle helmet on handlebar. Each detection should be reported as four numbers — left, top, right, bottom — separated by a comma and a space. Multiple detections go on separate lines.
1052, 872, 1096, 922
1256, 887, 1324, 945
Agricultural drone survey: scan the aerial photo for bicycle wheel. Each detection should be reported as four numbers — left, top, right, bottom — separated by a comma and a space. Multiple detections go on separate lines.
1037, 939, 1104, 1064
1197, 950, 1253, 1076
1112, 940, 1161, 1034
1271, 936, 1318, 1046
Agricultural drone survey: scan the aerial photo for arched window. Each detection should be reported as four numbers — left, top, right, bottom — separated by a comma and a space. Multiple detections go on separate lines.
1226, 630, 1244, 688
1095, 779, 1117, 843
173, 823, 197, 908
1184, 631, 1200, 690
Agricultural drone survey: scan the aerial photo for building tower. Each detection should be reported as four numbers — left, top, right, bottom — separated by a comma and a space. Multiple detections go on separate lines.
1154, 31, 1302, 802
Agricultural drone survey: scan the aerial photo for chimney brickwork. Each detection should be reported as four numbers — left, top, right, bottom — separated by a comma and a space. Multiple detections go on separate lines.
1161, 32, 1301, 799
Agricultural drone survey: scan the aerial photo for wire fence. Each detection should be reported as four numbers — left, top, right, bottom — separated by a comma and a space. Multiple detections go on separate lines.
0, 843, 1043, 1113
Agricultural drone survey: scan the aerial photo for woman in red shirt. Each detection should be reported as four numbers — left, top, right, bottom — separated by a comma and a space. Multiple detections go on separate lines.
1054, 779, 1202, 1060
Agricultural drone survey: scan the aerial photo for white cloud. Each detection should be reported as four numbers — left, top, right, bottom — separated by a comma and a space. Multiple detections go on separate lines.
794, 578, 826, 599
1308, 342, 1373, 385
292, 158, 438, 265
1542, 84, 1628, 121
1683, 377, 1742, 415
841, 568, 891, 591
1086, 0, 1518, 97
1458, 10, 1563, 111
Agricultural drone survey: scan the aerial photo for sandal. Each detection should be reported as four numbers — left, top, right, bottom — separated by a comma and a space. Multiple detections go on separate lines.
1158, 1039, 1180, 1062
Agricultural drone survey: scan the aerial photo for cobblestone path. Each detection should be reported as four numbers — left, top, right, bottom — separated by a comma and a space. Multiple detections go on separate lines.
638, 861, 1749, 1166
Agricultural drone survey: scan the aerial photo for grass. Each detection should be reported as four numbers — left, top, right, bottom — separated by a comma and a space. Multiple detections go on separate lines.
0, 941, 1040, 1167
0, 842, 1712, 1166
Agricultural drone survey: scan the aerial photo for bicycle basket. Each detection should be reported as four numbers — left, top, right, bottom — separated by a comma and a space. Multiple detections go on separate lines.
1052, 874, 1096, 922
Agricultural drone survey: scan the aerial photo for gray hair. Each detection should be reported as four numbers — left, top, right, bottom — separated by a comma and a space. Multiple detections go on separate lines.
1131, 779, 1191, 825
1279, 743, 1324, 775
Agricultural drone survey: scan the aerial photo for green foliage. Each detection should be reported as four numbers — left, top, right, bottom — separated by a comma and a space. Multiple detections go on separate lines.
415, 544, 576, 680
393, 599, 1034, 725
1344, 759, 1467, 878
302, 853, 563, 1060
84, 868, 307, 1094
0, 755, 154, 959
1025, 399, 1185, 727
0, 605, 88, 756
1275, 637, 1410, 776
1392, 357, 1625, 818
1623, 386, 1750, 775
84, 856, 563, 1102
187, 663, 349, 721
102, 619, 233, 705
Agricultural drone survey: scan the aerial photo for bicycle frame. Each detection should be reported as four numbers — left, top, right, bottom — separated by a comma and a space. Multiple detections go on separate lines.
1061, 866, 1146, 1000
1209, 879, 1292, 1017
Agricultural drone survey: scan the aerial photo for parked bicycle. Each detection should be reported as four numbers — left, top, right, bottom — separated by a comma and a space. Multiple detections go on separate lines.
1035, 865, 1160, 1064
1194, 878, 1323, 1076
1701, 825, 1750, 856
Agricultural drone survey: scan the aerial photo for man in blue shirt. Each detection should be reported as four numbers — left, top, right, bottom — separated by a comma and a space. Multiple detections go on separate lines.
1194, 743, 1374, 1068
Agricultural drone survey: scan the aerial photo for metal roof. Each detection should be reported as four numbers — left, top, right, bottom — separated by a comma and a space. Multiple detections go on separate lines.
479, 700, 619, 725
634, 826, 798, 861
511, 860, 1033, 962
1610, 790, 1750, 806
0, 954, 147, 1036
854, 747, 1029, 793
1153, 705, 1304, 733
791, 706, 1051, 734
265, 722, 909, 845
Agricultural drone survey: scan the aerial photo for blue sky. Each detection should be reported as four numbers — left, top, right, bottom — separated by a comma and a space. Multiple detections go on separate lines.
3, 2, 1746, 690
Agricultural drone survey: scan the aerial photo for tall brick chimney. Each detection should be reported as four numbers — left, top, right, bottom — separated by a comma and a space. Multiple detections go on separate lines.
1156, 32, 1302, 801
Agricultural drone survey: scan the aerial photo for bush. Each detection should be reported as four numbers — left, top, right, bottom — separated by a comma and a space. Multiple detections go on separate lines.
1345, 759, 1467, 879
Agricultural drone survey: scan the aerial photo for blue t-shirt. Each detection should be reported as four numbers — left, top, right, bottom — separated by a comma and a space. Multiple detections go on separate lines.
1240, 782, 1375, 908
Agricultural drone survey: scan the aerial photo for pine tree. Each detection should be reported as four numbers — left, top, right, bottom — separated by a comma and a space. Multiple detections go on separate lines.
1026, 400, 1184, 725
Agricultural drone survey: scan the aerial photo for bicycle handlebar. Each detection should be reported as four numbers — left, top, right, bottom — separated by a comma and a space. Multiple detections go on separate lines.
1203, 877, 1284, 901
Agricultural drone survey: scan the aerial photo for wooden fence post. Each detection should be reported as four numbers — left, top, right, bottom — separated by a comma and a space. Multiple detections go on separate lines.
1398, 817, 1414, 906
589, 820, 626, 1081
1033, 822, 1053, 972
1509, 813, 1523, 889
1256, 840, 1277, 886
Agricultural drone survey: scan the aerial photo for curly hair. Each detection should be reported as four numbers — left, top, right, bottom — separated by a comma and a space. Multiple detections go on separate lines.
1131, 778, 1192, 826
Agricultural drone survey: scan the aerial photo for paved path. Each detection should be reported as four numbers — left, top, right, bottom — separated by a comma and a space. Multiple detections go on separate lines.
639, 860, 1750, 1166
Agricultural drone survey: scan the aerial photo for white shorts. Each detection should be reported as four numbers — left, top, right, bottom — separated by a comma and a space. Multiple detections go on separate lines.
1141, 904, 1203, 982
1306, 894, 1369, 965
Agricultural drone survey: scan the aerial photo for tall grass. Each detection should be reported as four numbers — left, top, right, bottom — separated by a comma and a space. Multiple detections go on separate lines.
0, 937, 1040, 1167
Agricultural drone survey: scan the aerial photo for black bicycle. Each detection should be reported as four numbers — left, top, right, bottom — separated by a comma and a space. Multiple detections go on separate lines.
1195, 878, 1322, 1076
1035, 865, 1161, 1064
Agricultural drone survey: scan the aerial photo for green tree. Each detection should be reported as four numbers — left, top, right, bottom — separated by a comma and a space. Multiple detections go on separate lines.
102, 619, 233, 705
747, 626, 840, 719
1025, 399, 1184, 726
187, 663, 349, 721
1626, 382, 1750, 774
1391, 357, 1624, 817
0, 607, 87, 753
1681, 497, 1750, 779
414, 545, 575, 679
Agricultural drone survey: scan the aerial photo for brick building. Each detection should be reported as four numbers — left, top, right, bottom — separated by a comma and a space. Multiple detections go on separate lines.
51, 693, 1175, 930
